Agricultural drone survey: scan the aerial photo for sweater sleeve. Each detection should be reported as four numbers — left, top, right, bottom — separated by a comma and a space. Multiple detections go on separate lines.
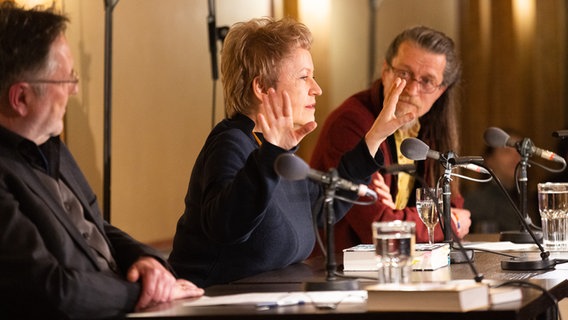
197, 128, 288, 244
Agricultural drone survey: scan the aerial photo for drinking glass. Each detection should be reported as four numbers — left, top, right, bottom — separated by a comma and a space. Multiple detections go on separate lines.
538, 183, 568, 250
416, 188, 442, 244
372, 221, 415, 283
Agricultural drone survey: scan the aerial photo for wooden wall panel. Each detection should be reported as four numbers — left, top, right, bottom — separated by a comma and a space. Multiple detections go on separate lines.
459, 0, 566, 156
459, 0, 567, 219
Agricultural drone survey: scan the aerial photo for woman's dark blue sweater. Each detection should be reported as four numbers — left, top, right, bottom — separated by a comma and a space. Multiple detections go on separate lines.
169, 114, 383, 287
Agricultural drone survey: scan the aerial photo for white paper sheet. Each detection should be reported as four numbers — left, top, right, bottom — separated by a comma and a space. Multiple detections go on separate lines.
182, 290, 368, 307
462, 241, 538, 251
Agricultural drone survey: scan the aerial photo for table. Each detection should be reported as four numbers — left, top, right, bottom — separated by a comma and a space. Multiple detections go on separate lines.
129, 241, 568, 319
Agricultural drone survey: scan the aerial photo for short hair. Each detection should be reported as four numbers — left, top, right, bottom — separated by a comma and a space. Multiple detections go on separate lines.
0, 2, 68, 100
221, 17, 312, 118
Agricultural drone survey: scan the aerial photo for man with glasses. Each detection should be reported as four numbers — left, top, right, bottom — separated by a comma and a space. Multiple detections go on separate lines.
310, 26, 471, 254
0, 3, 202, 318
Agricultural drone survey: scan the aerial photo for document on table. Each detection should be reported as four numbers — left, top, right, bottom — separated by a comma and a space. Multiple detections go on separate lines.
127, 290, 367, 318
183, 290, 368, 307
462, 241, 538, 251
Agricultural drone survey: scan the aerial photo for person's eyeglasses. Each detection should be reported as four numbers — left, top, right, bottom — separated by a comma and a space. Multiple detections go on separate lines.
24, 70, 79, 86
388, 64, 442, 94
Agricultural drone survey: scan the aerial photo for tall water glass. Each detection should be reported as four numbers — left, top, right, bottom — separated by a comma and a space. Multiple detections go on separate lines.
372, 221, 415, 283
416, 188, 442, 244
538, 183, 568, 251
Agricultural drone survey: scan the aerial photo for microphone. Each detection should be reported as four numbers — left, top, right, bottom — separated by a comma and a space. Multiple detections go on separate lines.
484, 127, 566, 165
553, 130, 568, 138
400, 137, 485, 265
400, 138, 490, 174
207, 0, 219, 80
274, 153, 377, 198
104, 0, 119, 7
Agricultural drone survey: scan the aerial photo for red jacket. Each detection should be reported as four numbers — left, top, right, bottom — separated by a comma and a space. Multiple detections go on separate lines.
310, 79, 463, 254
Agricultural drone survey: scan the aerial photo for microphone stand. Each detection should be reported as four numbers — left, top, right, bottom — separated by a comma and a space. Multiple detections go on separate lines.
304, 169, 359, 291
416, 169, 483, 282
477, 164, 556, 270
499, 138, 543, 244
103, 0, 120, 222
440, 152, 474, 264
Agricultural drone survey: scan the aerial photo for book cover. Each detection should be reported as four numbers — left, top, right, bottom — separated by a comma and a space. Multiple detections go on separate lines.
343, 243, 450, 271
365, 280, 489, 312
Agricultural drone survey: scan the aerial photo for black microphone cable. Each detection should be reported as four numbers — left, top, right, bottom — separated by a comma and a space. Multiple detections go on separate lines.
493, 280, 561, 320
467, 163, 568, 270
423, 180, 484, 283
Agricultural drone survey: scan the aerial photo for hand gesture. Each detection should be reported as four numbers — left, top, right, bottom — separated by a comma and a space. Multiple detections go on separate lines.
257, 88, 317, 150
372, 173, 396, 209
365, 78, 415, 156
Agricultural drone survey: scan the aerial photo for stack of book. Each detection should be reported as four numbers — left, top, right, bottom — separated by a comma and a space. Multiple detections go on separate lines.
365, 280, 523, 312
342, 242, 450, 271
366, 280, 489, 312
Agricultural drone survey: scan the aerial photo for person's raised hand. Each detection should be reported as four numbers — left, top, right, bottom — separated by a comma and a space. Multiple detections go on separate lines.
257, 88, 316, 150
365, 78, 415, 156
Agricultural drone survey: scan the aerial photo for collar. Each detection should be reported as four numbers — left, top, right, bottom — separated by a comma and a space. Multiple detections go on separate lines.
0, 125, 61, 177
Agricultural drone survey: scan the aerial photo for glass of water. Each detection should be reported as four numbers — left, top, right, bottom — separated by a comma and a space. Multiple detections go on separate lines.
416, 188, 442, 244
538, 183, 568, 251
372, 221, 415, 283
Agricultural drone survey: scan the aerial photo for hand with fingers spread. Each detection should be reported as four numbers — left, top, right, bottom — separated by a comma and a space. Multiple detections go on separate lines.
365, 78, 415, 157
257, 88, 317, 150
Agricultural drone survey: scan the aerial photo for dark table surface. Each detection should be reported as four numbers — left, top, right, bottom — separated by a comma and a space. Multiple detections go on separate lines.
130, 237, 568, 319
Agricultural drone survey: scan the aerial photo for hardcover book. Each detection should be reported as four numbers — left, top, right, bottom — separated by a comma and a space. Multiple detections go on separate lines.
365, 280, 490, 312
343, 243, 450, 271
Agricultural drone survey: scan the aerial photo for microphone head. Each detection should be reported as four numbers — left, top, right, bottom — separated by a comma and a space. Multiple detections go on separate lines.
401, 138, 430, 160
484, 127, 510, 148
553, 130, 568, 138
274, 153, 309, 180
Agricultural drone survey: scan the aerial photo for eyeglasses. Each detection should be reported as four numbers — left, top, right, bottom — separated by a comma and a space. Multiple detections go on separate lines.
24, 70, 79, 86
388, 64, 443, 94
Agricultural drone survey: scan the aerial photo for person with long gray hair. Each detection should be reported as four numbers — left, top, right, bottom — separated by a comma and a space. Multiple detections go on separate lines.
310, 26, 472, 255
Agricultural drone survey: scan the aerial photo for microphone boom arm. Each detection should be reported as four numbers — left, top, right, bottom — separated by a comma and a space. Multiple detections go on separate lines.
476, 163, 555, 270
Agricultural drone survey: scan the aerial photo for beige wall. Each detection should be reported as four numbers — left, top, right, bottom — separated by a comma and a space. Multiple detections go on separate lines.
63, 0, 271, 243
60, 0, 458, 244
